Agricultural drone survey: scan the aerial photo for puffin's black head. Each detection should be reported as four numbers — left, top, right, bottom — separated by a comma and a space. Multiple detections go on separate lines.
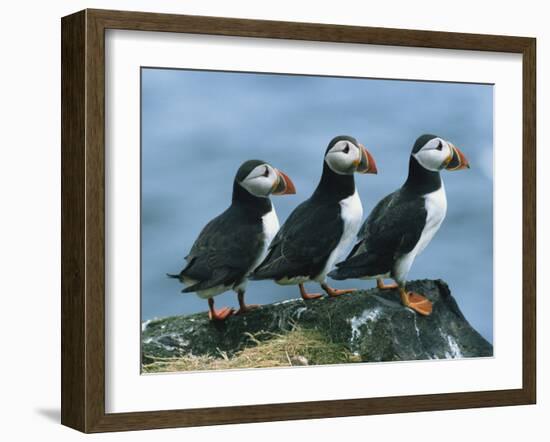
235, 159, 296, 198
324, 135, 377, 175
411, 134, 470, 172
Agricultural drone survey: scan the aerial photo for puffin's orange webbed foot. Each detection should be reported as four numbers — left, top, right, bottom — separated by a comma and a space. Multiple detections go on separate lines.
408, 293, 433, 316
399, 288, 433, 316
236, 304, 260, 315
208, 307, 235, 321
299, 283, 323, 300
236, 291, 261, 315
207, 298, 235, 321
376, 279, 399, 290
321, 283, 356, 298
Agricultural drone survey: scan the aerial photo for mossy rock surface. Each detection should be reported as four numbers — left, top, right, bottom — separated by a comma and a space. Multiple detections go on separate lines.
142, 279, 492, 369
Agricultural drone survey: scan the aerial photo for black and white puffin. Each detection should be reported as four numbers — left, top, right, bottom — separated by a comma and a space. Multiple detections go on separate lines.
328, 134, 470, 316
251, 136, 377, 299
168, 160, 295, 321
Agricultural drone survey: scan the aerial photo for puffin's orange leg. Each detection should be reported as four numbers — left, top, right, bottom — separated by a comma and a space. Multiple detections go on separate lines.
377, 279, 399, 290
399, 287, 433, 316
207, 298, 234, 321
299, 283, 323, 300
321, 283, 356, 298
236, 290, 260, 315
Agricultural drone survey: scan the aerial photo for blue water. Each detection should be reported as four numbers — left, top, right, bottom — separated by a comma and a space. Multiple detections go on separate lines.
141, 68, 494, 343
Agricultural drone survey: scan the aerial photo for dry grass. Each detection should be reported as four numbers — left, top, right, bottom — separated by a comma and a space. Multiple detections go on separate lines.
142, 326, 360, 373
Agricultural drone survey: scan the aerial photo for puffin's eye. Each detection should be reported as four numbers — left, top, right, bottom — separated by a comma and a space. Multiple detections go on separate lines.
263, 167, 269, 177
436, 140, 443, 151
343, 144, 350, 154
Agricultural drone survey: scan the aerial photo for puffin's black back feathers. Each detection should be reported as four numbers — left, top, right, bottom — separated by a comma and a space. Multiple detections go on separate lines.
251, 198, 344, 280
176, 202, 266, 291
329, 134, 441, 281
330, 189, 427, 280
252, 136, 358, 282
174, 160, 273, 293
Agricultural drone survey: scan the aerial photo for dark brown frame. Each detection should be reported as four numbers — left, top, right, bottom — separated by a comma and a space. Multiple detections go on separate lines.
61, 8, 536, 433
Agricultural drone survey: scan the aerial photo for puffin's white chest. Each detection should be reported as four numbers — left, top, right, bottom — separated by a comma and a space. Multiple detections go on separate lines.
316, 190, 363, 281
262, 206, 280, 246
249, 207, 280, 274
417, 183, 447, 255
393, 184, 447, 282
339, 190, 364, 241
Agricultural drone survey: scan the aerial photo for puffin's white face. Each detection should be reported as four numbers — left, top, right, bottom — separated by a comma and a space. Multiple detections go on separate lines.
413, 137, 455, 172
239, 164, 278, 197
325, 140, 363, 175
239, 164, 296, 197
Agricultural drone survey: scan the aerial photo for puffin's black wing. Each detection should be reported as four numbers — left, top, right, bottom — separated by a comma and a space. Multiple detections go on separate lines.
331, 189, 426, 278
252, 198, 343, 281
176, 206, 264, 292
343, 192, 395, 261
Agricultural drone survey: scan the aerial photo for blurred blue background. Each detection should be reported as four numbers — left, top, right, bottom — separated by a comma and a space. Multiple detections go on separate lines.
141, 68, 494, 343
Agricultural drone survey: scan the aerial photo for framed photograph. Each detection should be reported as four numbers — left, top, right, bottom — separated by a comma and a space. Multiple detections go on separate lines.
61, 9, 536, 433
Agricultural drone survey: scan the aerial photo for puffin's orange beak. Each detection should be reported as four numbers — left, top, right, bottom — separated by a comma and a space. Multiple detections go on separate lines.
445, 144, 470, 171
355, 145, 378, 174
272, 169, 296, 195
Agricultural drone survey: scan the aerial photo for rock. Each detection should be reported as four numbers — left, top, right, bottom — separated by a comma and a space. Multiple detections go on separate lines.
142, 279, 492, 364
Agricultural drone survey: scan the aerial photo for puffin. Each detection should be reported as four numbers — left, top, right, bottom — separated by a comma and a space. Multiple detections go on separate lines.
328, 134, 470, 316
251, 136, 377, 299
168, 160, 296, 321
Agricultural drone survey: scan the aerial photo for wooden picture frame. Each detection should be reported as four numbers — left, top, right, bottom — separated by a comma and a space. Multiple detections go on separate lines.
61, 8, 536, 433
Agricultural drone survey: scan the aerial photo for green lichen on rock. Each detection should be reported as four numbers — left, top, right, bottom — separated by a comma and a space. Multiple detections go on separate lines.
141, 279, 492, 372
